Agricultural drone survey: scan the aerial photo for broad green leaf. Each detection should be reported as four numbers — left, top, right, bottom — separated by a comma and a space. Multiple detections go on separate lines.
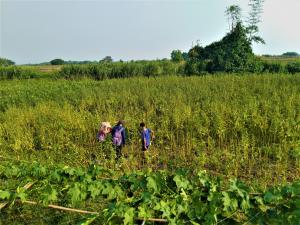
88, 183, 102, 199
16, 187, 27, 202
222, 192, 238, 212
124, 207, 135, 225
68, 183, 86, 203
77, 215, 98, 225
146, 176, 158, 193
0, 190, 10, 200
42, 186, 58, 204
173, 175, 191, 190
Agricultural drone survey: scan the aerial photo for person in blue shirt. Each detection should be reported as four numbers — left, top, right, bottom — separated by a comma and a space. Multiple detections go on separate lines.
111, 120, 126, 160
140, 122, 154, 151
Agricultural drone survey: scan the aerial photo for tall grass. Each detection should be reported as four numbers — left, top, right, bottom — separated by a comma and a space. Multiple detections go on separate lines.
0, 74, 299, 187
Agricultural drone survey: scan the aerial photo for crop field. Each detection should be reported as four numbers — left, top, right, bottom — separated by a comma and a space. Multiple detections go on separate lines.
260, 56, 300, 65
0, 74, 300, 224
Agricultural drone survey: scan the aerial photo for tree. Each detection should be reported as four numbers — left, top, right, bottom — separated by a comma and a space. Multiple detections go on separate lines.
50, 58, 65, 65
171, 50, 184, 62
182, 52, 189, 61
225, 5, 242, 31
100, 56, 113, 63
246, 0, 265, 44
188, 22, 257, 72
0, 57, 15, 66
282, 52, 299, 57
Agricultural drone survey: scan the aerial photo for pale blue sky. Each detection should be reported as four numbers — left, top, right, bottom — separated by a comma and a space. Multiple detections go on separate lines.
1, 0, 299, 64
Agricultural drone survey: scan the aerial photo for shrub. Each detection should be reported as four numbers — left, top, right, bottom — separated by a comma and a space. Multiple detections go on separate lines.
286, 62, 300, 74
262, 62, 285, 73
50, 59, 65, 65
58, 61, 183, 80
0, 66, 42, 80
0, 58, 15, 66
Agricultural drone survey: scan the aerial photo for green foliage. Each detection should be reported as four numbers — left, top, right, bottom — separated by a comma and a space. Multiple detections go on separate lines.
0, 75, 299, 186
184, 1, 266, 74
0, 190, 10, 200
171, 50, 184, 62
0, 66, 46, 80
282, 52, 299, 57
0, 161, 299, 224
262, 61, 285, 73
58, 60, 182, 79
0, 57, 15, 66
0, 57, 298, 81
100, 56, 113, 63
188, 23, 259, 73
225, 5, 242, 31
286, 62, 300, 74
0, 74, 299, 223
246, 0, 265, 44
50, 58, 65, 65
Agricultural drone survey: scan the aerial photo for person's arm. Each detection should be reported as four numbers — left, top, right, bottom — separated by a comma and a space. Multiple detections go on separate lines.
111, 127, 115, 138
122, 128, 126, 145
143, 132, 147, 148
151, 129, 155, 140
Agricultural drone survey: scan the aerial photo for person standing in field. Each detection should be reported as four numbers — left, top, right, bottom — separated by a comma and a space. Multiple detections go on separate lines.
97, 121, 112, 142
111, 120, 126, 160
140, 122, 154, 151
140, 122, 154, 165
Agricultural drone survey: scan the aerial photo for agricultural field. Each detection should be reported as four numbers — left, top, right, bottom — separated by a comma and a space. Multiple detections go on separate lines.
0, 74, 300, 224
260, 56, 300, 65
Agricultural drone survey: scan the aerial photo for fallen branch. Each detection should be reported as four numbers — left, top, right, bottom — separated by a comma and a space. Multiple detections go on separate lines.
0, 181, 35, 210
17, 199, 168, 223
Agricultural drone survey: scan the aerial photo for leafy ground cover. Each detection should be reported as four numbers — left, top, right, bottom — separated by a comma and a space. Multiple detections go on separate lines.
0, 160, 299, 224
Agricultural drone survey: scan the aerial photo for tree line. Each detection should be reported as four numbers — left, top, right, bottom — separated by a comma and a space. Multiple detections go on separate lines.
1, 0, 300, 78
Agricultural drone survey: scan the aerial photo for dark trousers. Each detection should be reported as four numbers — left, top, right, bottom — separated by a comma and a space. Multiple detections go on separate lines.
115, 145, 123, 160
141, 145, 149, 165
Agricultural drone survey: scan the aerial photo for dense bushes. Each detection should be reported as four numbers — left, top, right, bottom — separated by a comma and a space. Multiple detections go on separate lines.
262, 61, 285, 73
50, 58, 65, 65
0, 66, 45, 80
187, 23, 258, 73
58, 61, 184, 80
0, 58, 15, 66
286, 62, 300, 74
183, 22, 300, 75
1, 60, 299, 81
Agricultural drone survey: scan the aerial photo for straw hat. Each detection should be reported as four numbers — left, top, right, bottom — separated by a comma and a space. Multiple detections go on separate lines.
100, 122, 112, 134
101, 121, 112, 128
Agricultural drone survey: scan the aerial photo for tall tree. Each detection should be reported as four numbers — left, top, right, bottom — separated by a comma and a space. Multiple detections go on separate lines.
171, 50, 184, 62
247, 0, 265, 44
50, 58, 65, 65
100, 56, 113, 63
225, 5, 242, 31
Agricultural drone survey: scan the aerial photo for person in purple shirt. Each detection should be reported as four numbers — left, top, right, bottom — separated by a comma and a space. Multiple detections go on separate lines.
111, 120, 126, 160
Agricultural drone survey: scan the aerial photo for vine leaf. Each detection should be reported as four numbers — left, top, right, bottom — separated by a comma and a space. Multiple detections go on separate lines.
0, 190, 10, 200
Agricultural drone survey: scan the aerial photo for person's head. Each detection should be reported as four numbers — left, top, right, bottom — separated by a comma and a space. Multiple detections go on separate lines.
101, 121, 112, 133
117, 120, 125, 126
140, 122, 146, 128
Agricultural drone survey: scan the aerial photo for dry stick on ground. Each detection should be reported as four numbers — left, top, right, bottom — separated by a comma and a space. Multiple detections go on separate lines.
0, 181, 35, 210
0, 155, 263, 222
12, 199, 168, 223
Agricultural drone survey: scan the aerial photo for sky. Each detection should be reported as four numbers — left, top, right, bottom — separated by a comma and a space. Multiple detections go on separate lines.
0, 0, 299, 64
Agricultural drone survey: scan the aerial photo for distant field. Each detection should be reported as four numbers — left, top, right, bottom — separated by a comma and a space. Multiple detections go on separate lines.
22, 65, 62, 73
260, 55, 300, 65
